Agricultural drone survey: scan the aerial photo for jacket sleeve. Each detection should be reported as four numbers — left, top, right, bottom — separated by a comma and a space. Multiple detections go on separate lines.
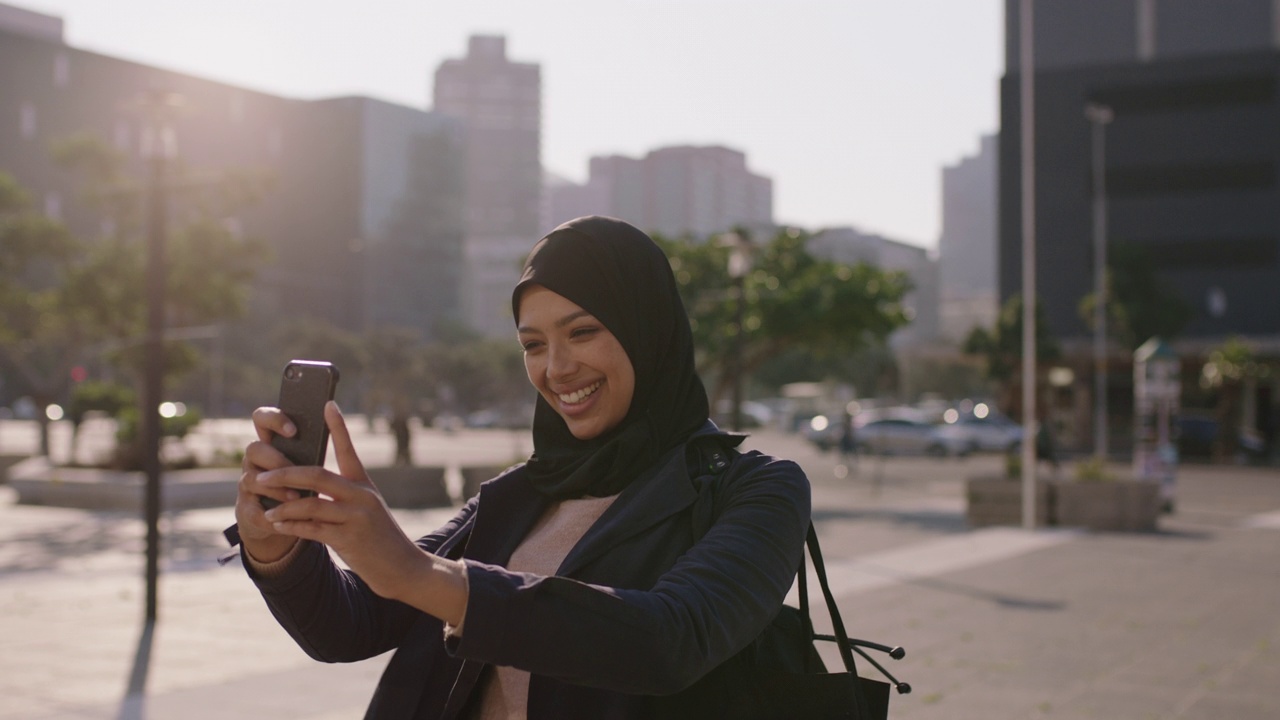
448, 453, 811, 695
245, 499, 478, 663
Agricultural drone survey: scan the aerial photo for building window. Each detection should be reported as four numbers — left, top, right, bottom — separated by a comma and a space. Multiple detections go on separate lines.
114, 120, 131, 152
44, 192, 61, 221
267, 127, 283, 158
54, 54, 70, 87
20, 102, 36, 139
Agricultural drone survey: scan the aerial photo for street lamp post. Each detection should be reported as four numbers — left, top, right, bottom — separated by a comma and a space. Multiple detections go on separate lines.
139, 88, 182, 623
1086, 102, 1114, 461
722, 231, 752, 431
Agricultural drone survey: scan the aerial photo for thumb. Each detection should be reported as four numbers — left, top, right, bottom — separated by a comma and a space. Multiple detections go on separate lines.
325, 401, 371, 485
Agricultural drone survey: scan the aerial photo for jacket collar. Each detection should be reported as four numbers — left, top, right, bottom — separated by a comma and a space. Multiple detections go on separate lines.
462, 421, 743, 574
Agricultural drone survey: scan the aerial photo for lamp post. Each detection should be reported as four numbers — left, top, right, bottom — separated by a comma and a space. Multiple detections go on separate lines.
1019, 0, 1038, 530
1085, 102, 1114, 461
722, 231, 752, 431
139, 88, 182, 623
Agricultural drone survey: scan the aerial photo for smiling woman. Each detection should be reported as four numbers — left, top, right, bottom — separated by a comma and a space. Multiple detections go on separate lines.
234, 215, 813, 719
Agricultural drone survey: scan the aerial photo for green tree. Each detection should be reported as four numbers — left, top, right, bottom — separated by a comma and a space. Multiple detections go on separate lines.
963, 294, 1061, 418
0, 172, 84, 454
1078, 241, 1194, 351
1200, 336, 1271, 461
4, 133, 269, 466
656, 228, 913, 406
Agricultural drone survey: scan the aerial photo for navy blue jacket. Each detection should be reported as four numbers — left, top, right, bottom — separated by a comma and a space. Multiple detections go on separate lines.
246, 427, 811, 719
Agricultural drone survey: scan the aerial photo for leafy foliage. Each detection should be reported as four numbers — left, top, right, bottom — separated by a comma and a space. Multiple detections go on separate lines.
656, 228, 913, 403
1078, 242, 1193, 350
963, 294, 1061, 382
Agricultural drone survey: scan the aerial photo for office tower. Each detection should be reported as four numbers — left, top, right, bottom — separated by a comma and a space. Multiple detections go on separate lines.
938, 134, 998, 342
433, 35, 542, 337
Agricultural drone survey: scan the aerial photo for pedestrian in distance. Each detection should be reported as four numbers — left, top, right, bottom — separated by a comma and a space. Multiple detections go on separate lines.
232, 216, 813, 719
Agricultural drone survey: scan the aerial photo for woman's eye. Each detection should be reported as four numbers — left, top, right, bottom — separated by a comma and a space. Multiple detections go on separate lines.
570, 326, 599, 340
521, 340, 543, 352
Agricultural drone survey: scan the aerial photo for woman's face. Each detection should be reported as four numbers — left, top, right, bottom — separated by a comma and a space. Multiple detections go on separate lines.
517, 285, 636, 440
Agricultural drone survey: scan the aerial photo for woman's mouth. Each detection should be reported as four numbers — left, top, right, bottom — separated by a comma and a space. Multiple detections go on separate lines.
558, 380, 602, 405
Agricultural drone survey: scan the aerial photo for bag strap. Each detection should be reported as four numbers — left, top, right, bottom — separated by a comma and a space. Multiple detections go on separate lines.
800, 523, 874, 717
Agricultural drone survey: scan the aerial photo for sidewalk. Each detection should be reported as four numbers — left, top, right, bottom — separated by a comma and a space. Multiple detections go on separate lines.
1, 428, 1278, 719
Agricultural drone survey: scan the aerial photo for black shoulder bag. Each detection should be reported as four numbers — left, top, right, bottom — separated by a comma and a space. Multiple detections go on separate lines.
675, 442, 909, 719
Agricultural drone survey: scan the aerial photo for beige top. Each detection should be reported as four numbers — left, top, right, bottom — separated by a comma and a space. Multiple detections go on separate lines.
472, 493, 620, 720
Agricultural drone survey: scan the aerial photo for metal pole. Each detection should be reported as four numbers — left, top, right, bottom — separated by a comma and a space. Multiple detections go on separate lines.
140, 90, 178, 622
1086, 103, 1114, 461
1020, 0, 1038, 530
731, 272, 745, 431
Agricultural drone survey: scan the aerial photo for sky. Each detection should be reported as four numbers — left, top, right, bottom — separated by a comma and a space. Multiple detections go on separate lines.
21, 0, 1005, 249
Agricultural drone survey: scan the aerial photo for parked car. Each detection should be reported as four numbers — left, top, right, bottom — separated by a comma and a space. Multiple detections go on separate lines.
806, 407, 968, 457
934, 410, 1024, 454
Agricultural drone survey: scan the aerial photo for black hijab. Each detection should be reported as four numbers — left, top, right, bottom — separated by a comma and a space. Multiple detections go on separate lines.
512, 216, 710, 499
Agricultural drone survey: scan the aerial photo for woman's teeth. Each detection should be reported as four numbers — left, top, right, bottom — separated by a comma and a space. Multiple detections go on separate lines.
559, 381, 601, 405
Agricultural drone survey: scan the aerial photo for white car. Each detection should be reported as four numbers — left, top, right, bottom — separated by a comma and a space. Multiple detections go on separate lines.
935, 410, 1024, 453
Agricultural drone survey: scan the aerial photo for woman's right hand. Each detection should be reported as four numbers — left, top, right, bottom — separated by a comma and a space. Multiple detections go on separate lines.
234, 406, 303, 563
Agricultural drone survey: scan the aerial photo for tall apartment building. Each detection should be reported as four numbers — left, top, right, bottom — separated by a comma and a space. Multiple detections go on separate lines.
0, 4, 465, 403
547, 145, 773, 241
433, 35, 542, 337
937, 134, 998, 342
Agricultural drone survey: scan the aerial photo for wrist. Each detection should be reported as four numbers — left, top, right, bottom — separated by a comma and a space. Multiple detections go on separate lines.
244, 534, 298, 564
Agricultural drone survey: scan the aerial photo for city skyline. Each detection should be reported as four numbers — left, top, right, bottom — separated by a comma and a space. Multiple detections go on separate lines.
18, 0, 1003, 249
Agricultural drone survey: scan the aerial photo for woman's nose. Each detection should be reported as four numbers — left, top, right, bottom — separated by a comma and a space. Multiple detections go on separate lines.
546, 342, 577, 380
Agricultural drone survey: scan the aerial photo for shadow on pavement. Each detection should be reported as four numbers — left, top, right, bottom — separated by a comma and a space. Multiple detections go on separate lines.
812, 507, 968, 534
0, 511, 226, 576
117, 619, 155, 720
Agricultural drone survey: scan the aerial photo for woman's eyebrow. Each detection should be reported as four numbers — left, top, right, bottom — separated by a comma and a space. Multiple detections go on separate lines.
555, 310, 593, 328
517, 310, 593, 335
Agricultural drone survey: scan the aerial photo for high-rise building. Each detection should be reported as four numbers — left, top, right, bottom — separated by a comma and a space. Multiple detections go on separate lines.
547, 145, 773, 241
1000, 0, 1280, 450
0, 4, 465, 404
1001, 0, 1280, 346
938, 134, 998, 342
433, 35, 542, 336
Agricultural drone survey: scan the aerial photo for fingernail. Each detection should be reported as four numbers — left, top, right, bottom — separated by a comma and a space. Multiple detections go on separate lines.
264, 509, 277, 521
283, 422, 297, 436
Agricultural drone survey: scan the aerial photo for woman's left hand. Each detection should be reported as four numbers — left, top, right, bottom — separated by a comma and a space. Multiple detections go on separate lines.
255, 402, 429, 602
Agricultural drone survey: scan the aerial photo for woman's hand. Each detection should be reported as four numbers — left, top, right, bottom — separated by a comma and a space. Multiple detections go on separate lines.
234, 406, 306, 563
252, 403, 468, 623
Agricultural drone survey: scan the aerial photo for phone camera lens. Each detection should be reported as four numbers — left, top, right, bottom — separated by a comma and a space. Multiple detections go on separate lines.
286, 366, 300, 380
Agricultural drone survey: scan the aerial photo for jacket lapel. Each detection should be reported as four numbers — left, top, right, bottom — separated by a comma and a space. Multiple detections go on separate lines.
464, 467, 551, 566
557, 444, 697, 577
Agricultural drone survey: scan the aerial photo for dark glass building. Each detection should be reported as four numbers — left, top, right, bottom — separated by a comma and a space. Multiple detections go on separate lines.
999, 0, 1280, 453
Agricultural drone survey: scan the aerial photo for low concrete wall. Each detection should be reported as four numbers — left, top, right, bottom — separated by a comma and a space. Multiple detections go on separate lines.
966, 474, 1162, 532
10, 456, 239, 512
367, 465, 450, 509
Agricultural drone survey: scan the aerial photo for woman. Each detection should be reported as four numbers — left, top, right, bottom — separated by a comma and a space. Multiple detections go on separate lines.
235, 216, 812, 718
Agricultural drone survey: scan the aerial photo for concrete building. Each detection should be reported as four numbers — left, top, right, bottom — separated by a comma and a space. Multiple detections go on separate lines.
547, 145, 773, 241
809, 227, 940, 348
0, 5, 465, 361
1000, 0, 1280, 452
433, 35, 541, 337
937, 134, 999, 343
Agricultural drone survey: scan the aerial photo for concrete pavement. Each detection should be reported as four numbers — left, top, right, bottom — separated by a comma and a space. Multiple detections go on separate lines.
1, 422, 1278, 719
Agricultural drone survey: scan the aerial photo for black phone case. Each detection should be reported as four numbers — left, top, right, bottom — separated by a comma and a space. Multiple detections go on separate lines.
262, 360, 339, 508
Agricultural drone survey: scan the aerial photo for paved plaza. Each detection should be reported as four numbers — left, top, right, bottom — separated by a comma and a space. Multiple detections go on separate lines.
1, 418, 1278, 719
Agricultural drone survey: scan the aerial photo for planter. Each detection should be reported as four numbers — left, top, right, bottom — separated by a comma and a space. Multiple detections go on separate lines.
366, 465, 450, 509
10, 456, 238, 512
0, 453, 29, 484
965, 476, 1052, 528
460, 464, 512, 501
1051, 479, 1160, 532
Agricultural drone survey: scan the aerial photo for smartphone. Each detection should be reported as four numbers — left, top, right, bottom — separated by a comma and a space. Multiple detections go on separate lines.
260, 359, 340, 509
